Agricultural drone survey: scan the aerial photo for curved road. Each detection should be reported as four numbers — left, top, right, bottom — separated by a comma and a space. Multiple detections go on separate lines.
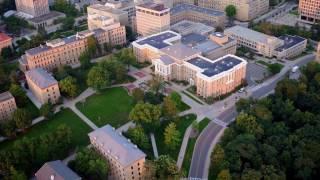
188, 54, 315, 179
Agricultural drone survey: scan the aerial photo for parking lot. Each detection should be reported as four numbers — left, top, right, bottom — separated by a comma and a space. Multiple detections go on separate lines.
246, 62, 270, 86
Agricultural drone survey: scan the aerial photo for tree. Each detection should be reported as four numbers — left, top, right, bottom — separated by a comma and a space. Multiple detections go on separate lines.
154, 155, 180, 179
0, 120, 16, 137
87, 36, 98, 57
126, 126, 150, 149
9, 84, 27, 107
4, 167, 27, 180
61, 17, 75, 31
169, 92, 182, 107
69, 148, 108, 180
162, 96, 178, 120
59, 76, 78, 98
129, 102, 161, 133
52, 0, 78, 17
268, 63, 282, 74
132, 88, 144, 103
1, 47, 13, 60
225, 5, 237, 25
235, 113, 264, 137
148, 75, 165, 96
118, 48, 135, 70
12, 108, 32, 131
217, 169, 232, 180
87, 66, 110, 91
39, 102, 54, 119
79, 51, 91, 69
164, 122, 181, 150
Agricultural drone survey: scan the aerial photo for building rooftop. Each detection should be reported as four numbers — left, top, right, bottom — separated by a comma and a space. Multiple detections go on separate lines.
181, 33, 207, 46
25, 68, 58, 89
160, 43, 201, 60
0, 32, 12, 42
159, 55, 175, 65
225, 25, 275, 44
137, 2, 168, 11
35, 160, 81, 180
89, 4, 127, 15
28, 11, 65, 24
88, 124, 146, 168
275, 35, 306, 52
0, 91, 14, 102
171, 3, 224, 17
136, 31, 179, 49
171, 20, 215, 35
187, 55, 243, 77
193, 40, 221, 54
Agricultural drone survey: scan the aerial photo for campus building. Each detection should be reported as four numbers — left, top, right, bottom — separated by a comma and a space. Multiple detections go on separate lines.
25, 68, 61, 105
170, 3, 225, 28
197, 0, 269, 21
19, 28, 125, 72
136, 2, 170, 36
89, 125, 146, 180
299, 0, 320, 24
15, 0, 50, 18
35, 160, 81, 180
132, 30, 243, 98
0, 32, 12, 54
0, 92, 17, 122
224, 26, 307, 59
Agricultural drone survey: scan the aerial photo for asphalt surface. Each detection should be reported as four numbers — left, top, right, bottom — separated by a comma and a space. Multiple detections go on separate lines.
188, 54, 315, 179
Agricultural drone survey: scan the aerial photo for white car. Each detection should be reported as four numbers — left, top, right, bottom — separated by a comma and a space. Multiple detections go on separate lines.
238, 88, 245, 93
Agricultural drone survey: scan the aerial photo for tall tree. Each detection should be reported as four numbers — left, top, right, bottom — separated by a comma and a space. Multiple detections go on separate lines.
132, 88, 144, 103
217, 169, 232, 180
162, 96, 178, 120
125, 126, 150, 149
129, 102, 161, 133
154, 155, 180, 179
12, 108, 32, 131
9, 84, 27, 107
39, 102, 54, 119
59, 76, 78, 98
79, 51, 91, 69
87, 36, 98, 57
87, 66, 110, 91
148, 75, 165, 96
164, 122, 181, 150
225, 5, 237, 25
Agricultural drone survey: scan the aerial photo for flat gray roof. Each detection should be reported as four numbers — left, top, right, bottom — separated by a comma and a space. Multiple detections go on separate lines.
181, 33, 207, 45
136, 31, 178, 49
0, 91, 14, 102
171, 3, 224, 17
28, 11, 65, 23
159, 55, 175, 65
188, 55, 242, 77
137, 2, 168, 11
275, 35, 306, 52
160, 43, 201, 60
225, 25, 273, 44
88, 125, 146, 168
25, 68, 58, 89
35, 160, 81, 180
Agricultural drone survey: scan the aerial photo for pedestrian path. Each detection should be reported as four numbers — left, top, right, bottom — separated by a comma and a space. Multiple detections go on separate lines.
150, 133, 159, 159
176, 126, 192, 169
116, 121, 135, 133
69, 106, 98, 130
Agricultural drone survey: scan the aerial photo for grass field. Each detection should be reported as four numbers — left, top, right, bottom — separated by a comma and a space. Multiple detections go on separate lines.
182, 117, 211, 173
25, 98, 40, 119
155, 114, 197, 160
0, 109, 92, 151
76, 87, 134, 128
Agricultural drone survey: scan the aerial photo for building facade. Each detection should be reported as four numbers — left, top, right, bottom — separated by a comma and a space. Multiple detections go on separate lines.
170, 3, 225, 28
0, 32, 12, 54
225, 26, 307, 59
20, 28, 125, 72
299, 0, 320, 24
89, 125, 146, 180
0, 92, 17, 122
136, 2, 170, 36
15, 0, 50, 17
133, 30, 242, 98
197, 0, 269, 21
25, 68, 61, 105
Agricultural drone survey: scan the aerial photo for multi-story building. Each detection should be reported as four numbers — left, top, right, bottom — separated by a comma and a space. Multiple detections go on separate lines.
15, 0, 50, 18
225, 26, 307, 59
170, 3, 225, 28
197, 0, 269, 21
25, 68, 60, 105
133, 30, 242, 98
19, 28, 126, 72
89, 124, 146, 180
136, 2, 170, 36
35, 160, 81, 180
0, 32, 12, 54
299, 0, 320, 24
0, 92, 17, 122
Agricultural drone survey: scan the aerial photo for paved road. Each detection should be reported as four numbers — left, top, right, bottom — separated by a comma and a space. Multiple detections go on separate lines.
188, 54, 315, 179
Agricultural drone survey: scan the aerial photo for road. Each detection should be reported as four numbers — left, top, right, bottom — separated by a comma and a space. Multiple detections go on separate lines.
188, 54, 315, 179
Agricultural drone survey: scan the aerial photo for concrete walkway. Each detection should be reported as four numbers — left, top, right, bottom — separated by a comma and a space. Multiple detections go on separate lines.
116, 121, 135, 133
176, 125, 192, 169
150, 133, 159, 159
69, 106, 98, 130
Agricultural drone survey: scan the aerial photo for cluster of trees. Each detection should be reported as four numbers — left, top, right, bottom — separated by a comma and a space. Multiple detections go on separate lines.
69, 148, 109, 179
3, 16, 30, 36
253, 22, 320, 41
0, 125, 72, 178
267, 63, 283, 74
225, 5, 237, 26
51, 0, 79, 17
210, 61, 320, 179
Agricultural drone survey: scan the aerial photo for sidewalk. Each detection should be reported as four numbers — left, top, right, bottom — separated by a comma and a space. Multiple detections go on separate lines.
150, 133, 159, 159
176, 126, 192, 169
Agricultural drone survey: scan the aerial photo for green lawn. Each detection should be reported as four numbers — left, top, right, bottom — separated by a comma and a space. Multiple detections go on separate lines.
182, 91, 204, 105
181, 117, 211, 173
177, 101, 191, 112
155, 114, 197, 160
0, 109, 92, 150
76, 87, 134, 128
